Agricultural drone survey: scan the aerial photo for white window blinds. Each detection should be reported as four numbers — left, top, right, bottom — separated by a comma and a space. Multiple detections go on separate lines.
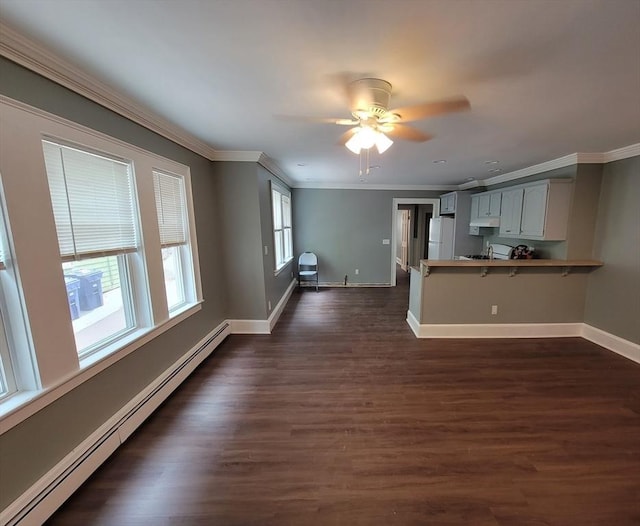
42, 140, 138, 261
153, 171, 187, 247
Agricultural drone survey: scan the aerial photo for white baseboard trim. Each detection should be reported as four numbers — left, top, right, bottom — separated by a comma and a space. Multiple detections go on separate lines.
406, 310, 421, 337
407, 319, 583, 338
1, 321, 230, 526
229, 280, 297, 335
581, 324, 640, 364
406, 318, 640, 363
302, 282, 390, 288
268, 279, 296, 331
228, 318, 271, 334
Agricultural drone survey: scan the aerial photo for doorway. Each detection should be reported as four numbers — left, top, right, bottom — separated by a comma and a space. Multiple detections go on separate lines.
390, 197, 440, 286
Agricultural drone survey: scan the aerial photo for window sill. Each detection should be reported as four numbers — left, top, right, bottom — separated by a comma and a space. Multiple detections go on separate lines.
274, 258, 293, 277
0, 301, 203, 434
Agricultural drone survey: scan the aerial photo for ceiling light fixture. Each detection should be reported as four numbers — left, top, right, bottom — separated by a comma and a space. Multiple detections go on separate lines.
433, 159, 447, 164
485, 160, 499, 165
345, 126, 394, 155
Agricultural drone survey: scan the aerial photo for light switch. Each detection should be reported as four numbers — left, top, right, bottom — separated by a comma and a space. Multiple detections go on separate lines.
382, 239, 390, 245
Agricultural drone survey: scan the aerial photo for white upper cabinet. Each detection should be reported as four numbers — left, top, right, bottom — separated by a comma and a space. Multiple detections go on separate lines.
440, 192, 456, 214
479, 192, 502, 217
520, 184, 548, 237
499, 188, 524, 236
471, 192, 501, 219
498, 179, 573, 240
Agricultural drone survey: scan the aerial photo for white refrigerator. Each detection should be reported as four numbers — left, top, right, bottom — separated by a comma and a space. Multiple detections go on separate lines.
428, 217, 455, 260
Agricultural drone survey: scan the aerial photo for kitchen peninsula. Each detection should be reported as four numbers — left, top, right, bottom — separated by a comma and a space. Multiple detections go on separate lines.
408, 258, 603, 338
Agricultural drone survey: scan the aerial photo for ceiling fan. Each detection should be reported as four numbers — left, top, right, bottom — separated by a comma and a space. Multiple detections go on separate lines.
287, 78, 471, 154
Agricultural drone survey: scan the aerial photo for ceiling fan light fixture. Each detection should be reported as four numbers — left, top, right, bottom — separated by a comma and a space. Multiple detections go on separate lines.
345, 134, 362, 154
375, 132, 393, 154
345, 127, 393, 155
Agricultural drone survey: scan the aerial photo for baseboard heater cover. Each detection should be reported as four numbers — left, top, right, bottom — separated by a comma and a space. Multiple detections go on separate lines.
2, 322, 230, 526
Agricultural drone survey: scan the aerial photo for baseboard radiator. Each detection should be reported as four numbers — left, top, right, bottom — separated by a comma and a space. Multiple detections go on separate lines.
3, 322, 230, 526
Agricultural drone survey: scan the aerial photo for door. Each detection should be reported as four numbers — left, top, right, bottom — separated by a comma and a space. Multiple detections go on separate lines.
400, 209, 410, 271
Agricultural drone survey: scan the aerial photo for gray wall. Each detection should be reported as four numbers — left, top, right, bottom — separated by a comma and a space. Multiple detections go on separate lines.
565, 164, 603, 259
0, 57, 228, 507
214, 163, 294, 320
584, 157, 640, 344
257, 165, 295, 313
215, 161, 267, 320
292, 189, 440, 285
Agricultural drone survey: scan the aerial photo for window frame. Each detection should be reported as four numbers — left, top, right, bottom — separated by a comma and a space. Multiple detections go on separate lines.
43, 139, 142, 359
271, 182, 293, 273
0, 96, 203, 429
153, 169, 197, 315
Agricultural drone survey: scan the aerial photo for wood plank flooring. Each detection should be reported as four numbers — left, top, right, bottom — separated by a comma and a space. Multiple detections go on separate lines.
47, 270, 640, 525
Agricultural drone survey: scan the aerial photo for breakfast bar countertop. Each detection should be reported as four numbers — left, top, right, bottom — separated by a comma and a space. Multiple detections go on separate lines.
418, 258, 603, 277
420, 259, 603, 267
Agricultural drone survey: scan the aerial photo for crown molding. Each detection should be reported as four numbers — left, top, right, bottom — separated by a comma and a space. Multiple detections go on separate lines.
480, 153, 579, 187
604, 143, 640, 162
0, 22, 223, 161
458, 180, 485, 190
258, 154, 295, 188
465, 143, 640, 190
212, 151, 262, 162
292, 182, 456, 191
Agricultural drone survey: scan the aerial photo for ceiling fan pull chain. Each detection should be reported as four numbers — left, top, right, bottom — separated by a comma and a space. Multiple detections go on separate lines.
366, 147, 370, 175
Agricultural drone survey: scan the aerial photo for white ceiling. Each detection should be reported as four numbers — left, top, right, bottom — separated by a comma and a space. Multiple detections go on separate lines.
1, 0, 639, 188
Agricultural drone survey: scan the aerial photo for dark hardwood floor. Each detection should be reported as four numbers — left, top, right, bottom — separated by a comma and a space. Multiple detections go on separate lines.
47, 269, 640, 525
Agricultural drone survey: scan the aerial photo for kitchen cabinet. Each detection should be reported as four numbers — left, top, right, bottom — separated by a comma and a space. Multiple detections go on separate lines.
478, 192, 501, 217
498, 179, 573, 240
520, 184, 548, 237
470, 192, 501, 219
499, 188, 524, 236
440, 192, 456, 214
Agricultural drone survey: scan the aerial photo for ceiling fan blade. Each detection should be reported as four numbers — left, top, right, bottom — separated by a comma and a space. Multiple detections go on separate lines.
275, 115, 358, 125
337, 128, 358, 145
384, 124, 433, 142
386, 96, 470, 122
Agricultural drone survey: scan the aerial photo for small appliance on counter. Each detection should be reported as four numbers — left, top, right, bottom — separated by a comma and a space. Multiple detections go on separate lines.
457, 243, 514, 260
511, 245, 536, 259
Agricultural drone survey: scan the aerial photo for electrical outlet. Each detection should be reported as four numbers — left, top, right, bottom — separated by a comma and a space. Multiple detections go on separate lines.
491, 305, 498, 315
268, 300, 272, 311
355, 269, 359, 275
264, 245, 268, 256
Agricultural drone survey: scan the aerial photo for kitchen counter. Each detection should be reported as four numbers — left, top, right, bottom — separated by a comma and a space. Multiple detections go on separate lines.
420, 258, 603, 277
408, 258, 604, 337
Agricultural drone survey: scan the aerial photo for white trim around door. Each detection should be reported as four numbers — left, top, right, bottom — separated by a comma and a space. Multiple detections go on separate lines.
390, 198, 440, 286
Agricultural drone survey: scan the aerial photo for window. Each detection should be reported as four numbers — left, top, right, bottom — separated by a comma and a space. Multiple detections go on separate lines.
0, 187, 37, 402
42, 140, 138, 358
272, 183, 292, 271
0, 98, 203, 424
153, 170, 191, 312
0, 313, 15, 399
0, 229, 16, 400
